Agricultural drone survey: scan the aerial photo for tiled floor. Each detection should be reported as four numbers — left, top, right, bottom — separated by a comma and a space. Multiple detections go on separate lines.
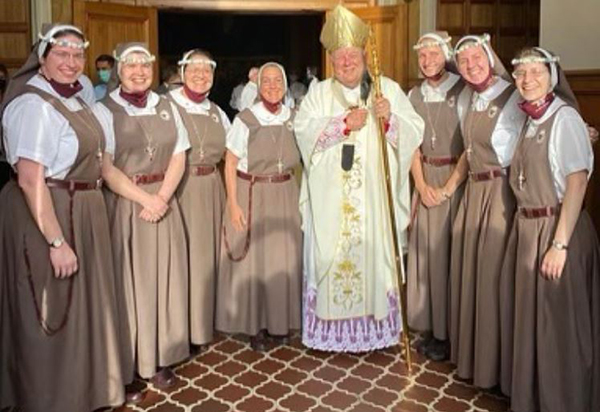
113, 333, 510, 412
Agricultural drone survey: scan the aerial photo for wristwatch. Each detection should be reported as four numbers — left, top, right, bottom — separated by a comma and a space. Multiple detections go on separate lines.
551, 240, 568, 251
49, 236, 65, 248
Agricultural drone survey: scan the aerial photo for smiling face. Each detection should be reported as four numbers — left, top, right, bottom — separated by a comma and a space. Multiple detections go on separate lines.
183, 53, 214, 94
417, 45, 446, 78
119, 52, 153, 93
259, 65, 285, 104
514, 62, 551, 102
40, 34, 85, 84
456, 44, 491, 85
331, 46, 365, 89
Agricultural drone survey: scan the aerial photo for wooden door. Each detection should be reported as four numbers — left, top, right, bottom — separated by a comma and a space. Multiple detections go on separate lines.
0, 0, 32, 75
322, 5, 410, 88
73, 0, 158, 86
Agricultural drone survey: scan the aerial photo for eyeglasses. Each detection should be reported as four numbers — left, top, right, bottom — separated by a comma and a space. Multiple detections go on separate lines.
512, 68, 548, 80
49, 50, 85, 62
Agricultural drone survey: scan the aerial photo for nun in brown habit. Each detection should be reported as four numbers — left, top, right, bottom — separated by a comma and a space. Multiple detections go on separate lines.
216, 62, 302, 351
499, 47, 600, 412
448, 34, 526, 388
407, 31, 466, 361
96, 42, 190, 400
0, 24, 124, 411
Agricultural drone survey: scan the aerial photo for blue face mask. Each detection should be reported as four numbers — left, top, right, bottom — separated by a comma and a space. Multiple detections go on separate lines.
98, 69, 111, 84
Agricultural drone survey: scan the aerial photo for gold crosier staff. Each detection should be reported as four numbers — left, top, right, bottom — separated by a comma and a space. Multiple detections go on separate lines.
367, 28, 413, 373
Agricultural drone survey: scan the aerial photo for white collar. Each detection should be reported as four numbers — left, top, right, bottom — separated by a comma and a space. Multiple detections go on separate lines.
29, 74, 84, 101
531, 96, 567, 125
474, 76, 511, 101
421, 72, 460, 98
110, 86, 160, 110
169, 87, 211, 111
250, 101, 291, 123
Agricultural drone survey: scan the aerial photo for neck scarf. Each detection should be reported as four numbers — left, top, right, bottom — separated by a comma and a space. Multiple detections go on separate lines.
119, 88, 149, 108
467, 69, 494, 93
45, 76, 83, 99
261, 97, 282, 114
183, 84, 208, 104
518, 93, 555, 120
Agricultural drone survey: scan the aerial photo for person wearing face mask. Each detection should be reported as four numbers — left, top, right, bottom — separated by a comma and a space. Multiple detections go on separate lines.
94, 54, 114, 101
447, 34, 525, 388
0, 24, 124, 411
95, 42, 190, 402
168, 49, 231, 353
294, 5, 424, 353
216, 62, 302, 352
406, 32, 466, 362
499, 47, 600, 412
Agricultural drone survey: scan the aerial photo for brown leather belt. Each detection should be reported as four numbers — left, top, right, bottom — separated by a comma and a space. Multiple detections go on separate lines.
422, 155, 459, 167
131, 172, 165, 185
190, 165, 217, 176
469, 168, 506, 182
236, 170, 292, 183
46, 177, 103, 191
518, 205, 560, 219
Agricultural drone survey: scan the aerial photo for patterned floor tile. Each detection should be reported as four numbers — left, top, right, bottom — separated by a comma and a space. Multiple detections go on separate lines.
110, 333, 511, 412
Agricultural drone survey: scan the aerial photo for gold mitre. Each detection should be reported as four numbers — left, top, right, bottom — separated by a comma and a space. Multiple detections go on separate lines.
320, 5, 370, 53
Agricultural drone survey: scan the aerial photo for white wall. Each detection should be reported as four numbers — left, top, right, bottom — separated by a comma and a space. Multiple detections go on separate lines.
541, 0, 600, 70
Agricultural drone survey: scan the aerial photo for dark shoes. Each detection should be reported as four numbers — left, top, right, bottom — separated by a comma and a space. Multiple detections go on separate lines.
415, 333, 449, 361
415, 333, 433, 355
125, 382, 146, 404
151, 367, 177, 389
250, 330, 268, 352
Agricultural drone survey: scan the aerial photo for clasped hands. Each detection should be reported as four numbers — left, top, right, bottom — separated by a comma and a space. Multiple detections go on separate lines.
139, 193, 169, 223
418, 183, 451, 208
345, 97, 391, 132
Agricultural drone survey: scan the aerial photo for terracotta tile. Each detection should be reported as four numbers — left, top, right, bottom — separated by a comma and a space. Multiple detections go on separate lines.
171, 387, 208, 404
256, 381, 292, 400
444, 382, 480, 401
279, 393, 317, 412
236, 395, 274, 412
296, 379, 333, 397
313, 365, 346, 383
473, 393, 510, 412
136, 389, 165, 408
425, 360, 455, 374
347, 404, 387, 412
352, 363, 385, 380
270, 346, 302, 362
213, 383, 251, 403
415, 371, 448, 389
193, 372, 228, 391
176, 362, 209, 379
306, 349, 332, 360
214, 360, 247, 377
310, 406, 337, 412
253, 358, 286, 374
156, 376, 186, 394
432, 397, 471, 412
195, 351, 227, 367
291, 355, 322, 372
403, 384, 438, 404
234, 349, 265, 364
388, 360, 421, 376
148, 402, 184, 412
362, 387, 399, 407
375, 373, 410, 391
321, 389, 358, 410
191, 398, 230, 412
327, 354, 361, 369
213, 339, 245, 354
212, 333, 228, 344
273, 368, 308, 386
363, 352, 396, 367
234, 370, 269, 388
390, 399, 429, 412
337, 376, 372, 395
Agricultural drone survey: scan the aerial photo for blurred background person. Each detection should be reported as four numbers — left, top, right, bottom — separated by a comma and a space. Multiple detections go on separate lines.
94, 54, 115, 100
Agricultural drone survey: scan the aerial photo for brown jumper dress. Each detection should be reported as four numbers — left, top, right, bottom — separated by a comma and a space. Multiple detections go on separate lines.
216, 109, 302, 336
0, 87, 124, 411
499, 106, 600, 412
407, 80, 465, 340
170, 97, 226, 346
103, 96, 189, 380
449, 85, 517, 388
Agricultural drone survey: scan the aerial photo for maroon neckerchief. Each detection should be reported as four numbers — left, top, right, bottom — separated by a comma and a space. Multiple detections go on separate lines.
183, 84, 208, 104
518, 93, 555, 120
119, 88, 150, 108
466, 69, 494, 93
261, 97, 282, 114
44, 76, 83, 99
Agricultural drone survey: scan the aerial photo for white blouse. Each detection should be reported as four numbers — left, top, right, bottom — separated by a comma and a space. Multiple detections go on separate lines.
457, 77, 526, 167
410, 72, 461, 102
95, 87, 190, 157
227, 102, 292, 172
2, 74, 99, 179
525, 97, 593, 200
168, 87, 232, 132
